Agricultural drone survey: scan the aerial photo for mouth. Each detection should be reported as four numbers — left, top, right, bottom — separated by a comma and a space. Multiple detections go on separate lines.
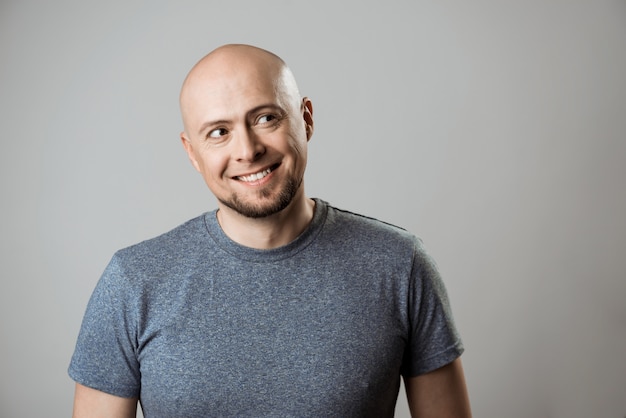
235, 164, 279, 183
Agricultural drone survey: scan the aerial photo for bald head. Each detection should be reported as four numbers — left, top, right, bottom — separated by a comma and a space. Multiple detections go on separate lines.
178, 44, 315, 223
179, 44, 302, 136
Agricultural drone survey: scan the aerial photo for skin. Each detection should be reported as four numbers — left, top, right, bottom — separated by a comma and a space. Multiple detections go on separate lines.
72, 383, 136, 418
72, 44, 472, 417
404, 358, 472, 417
180, 44, 315, 249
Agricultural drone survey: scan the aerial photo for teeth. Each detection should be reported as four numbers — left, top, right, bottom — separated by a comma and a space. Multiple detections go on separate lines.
238, 167, 272, 182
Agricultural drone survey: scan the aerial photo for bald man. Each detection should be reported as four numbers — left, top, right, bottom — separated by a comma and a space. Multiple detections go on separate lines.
69, 44, 471, 417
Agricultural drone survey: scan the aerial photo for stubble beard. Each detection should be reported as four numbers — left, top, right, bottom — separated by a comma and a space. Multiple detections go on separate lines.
218, 176, 302, 219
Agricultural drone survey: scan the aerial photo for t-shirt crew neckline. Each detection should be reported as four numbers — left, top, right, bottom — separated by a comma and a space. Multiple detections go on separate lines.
203, 198, 328, 263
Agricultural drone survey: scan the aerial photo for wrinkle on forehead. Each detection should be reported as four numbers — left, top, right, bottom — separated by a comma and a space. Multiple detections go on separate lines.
179, 44, 301, 133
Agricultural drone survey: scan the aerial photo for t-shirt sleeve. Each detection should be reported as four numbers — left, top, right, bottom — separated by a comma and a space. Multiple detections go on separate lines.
68, 254, 141, 398
401, 238, 464, 377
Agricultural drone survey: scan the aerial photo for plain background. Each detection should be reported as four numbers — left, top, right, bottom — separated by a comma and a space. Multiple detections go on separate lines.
1, 1, 625, 417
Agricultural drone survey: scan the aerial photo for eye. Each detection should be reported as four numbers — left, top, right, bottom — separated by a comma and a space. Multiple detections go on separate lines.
257, 114, 277, 124
208, 128, 228, 139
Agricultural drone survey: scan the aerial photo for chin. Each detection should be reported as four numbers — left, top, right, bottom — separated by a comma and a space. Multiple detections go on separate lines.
220, 177, 301, 219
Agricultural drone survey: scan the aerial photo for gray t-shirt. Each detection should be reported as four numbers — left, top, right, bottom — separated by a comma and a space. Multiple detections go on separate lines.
69, 199, 463, 417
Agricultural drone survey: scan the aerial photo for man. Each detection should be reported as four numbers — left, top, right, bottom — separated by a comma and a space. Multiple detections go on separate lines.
69, 44, 471, 417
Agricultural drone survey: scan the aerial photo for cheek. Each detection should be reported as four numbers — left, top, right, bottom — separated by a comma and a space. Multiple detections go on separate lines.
199, 152, 230, 179
291, 132, 309, 157
290, 139, 308, 171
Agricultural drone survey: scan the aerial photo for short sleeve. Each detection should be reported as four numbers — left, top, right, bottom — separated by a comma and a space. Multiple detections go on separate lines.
68, 254, 141, 398
401, 239, 464, 377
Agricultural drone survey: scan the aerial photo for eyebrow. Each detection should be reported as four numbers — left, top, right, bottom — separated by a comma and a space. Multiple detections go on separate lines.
196, 103, 285, 136
197, 119, 229, 136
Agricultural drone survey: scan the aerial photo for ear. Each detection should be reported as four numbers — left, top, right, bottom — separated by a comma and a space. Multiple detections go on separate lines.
301, 97, 314, 141
180, 132, 201, 172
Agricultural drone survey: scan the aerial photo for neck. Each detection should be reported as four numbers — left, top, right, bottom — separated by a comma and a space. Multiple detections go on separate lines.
216, 193, 315, 250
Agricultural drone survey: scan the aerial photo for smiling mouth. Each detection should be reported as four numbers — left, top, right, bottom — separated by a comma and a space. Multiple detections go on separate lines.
235, 164, 278, 183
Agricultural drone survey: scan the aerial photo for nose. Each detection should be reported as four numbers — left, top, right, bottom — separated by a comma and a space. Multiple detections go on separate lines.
234, 127, 265, 162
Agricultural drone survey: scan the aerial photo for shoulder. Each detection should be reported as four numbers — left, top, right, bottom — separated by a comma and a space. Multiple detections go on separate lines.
106, 212, 211, 279
320, 201, 424, 258
324, 202, 416, 242
119, 213, 208, 254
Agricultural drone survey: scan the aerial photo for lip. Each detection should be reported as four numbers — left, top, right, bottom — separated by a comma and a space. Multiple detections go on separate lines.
233, 163, 280, 184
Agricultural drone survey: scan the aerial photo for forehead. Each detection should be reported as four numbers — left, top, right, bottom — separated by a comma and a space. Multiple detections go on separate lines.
208, 67, 280, 102
183, 64, 289, 126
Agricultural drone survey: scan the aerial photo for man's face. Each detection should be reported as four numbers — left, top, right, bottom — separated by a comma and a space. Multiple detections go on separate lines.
180, 60, 313, 219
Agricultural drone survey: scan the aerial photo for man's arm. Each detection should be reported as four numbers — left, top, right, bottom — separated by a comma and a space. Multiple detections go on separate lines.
72, 383, 138, 418
403, 358, 472, 417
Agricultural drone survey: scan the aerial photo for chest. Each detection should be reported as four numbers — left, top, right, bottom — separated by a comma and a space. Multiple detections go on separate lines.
136, 262, 409, 417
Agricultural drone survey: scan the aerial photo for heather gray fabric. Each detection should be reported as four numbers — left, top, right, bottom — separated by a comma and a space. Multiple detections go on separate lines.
69, 199, 463, 417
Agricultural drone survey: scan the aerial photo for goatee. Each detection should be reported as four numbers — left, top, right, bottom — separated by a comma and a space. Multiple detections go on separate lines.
218, 177, 301, 219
